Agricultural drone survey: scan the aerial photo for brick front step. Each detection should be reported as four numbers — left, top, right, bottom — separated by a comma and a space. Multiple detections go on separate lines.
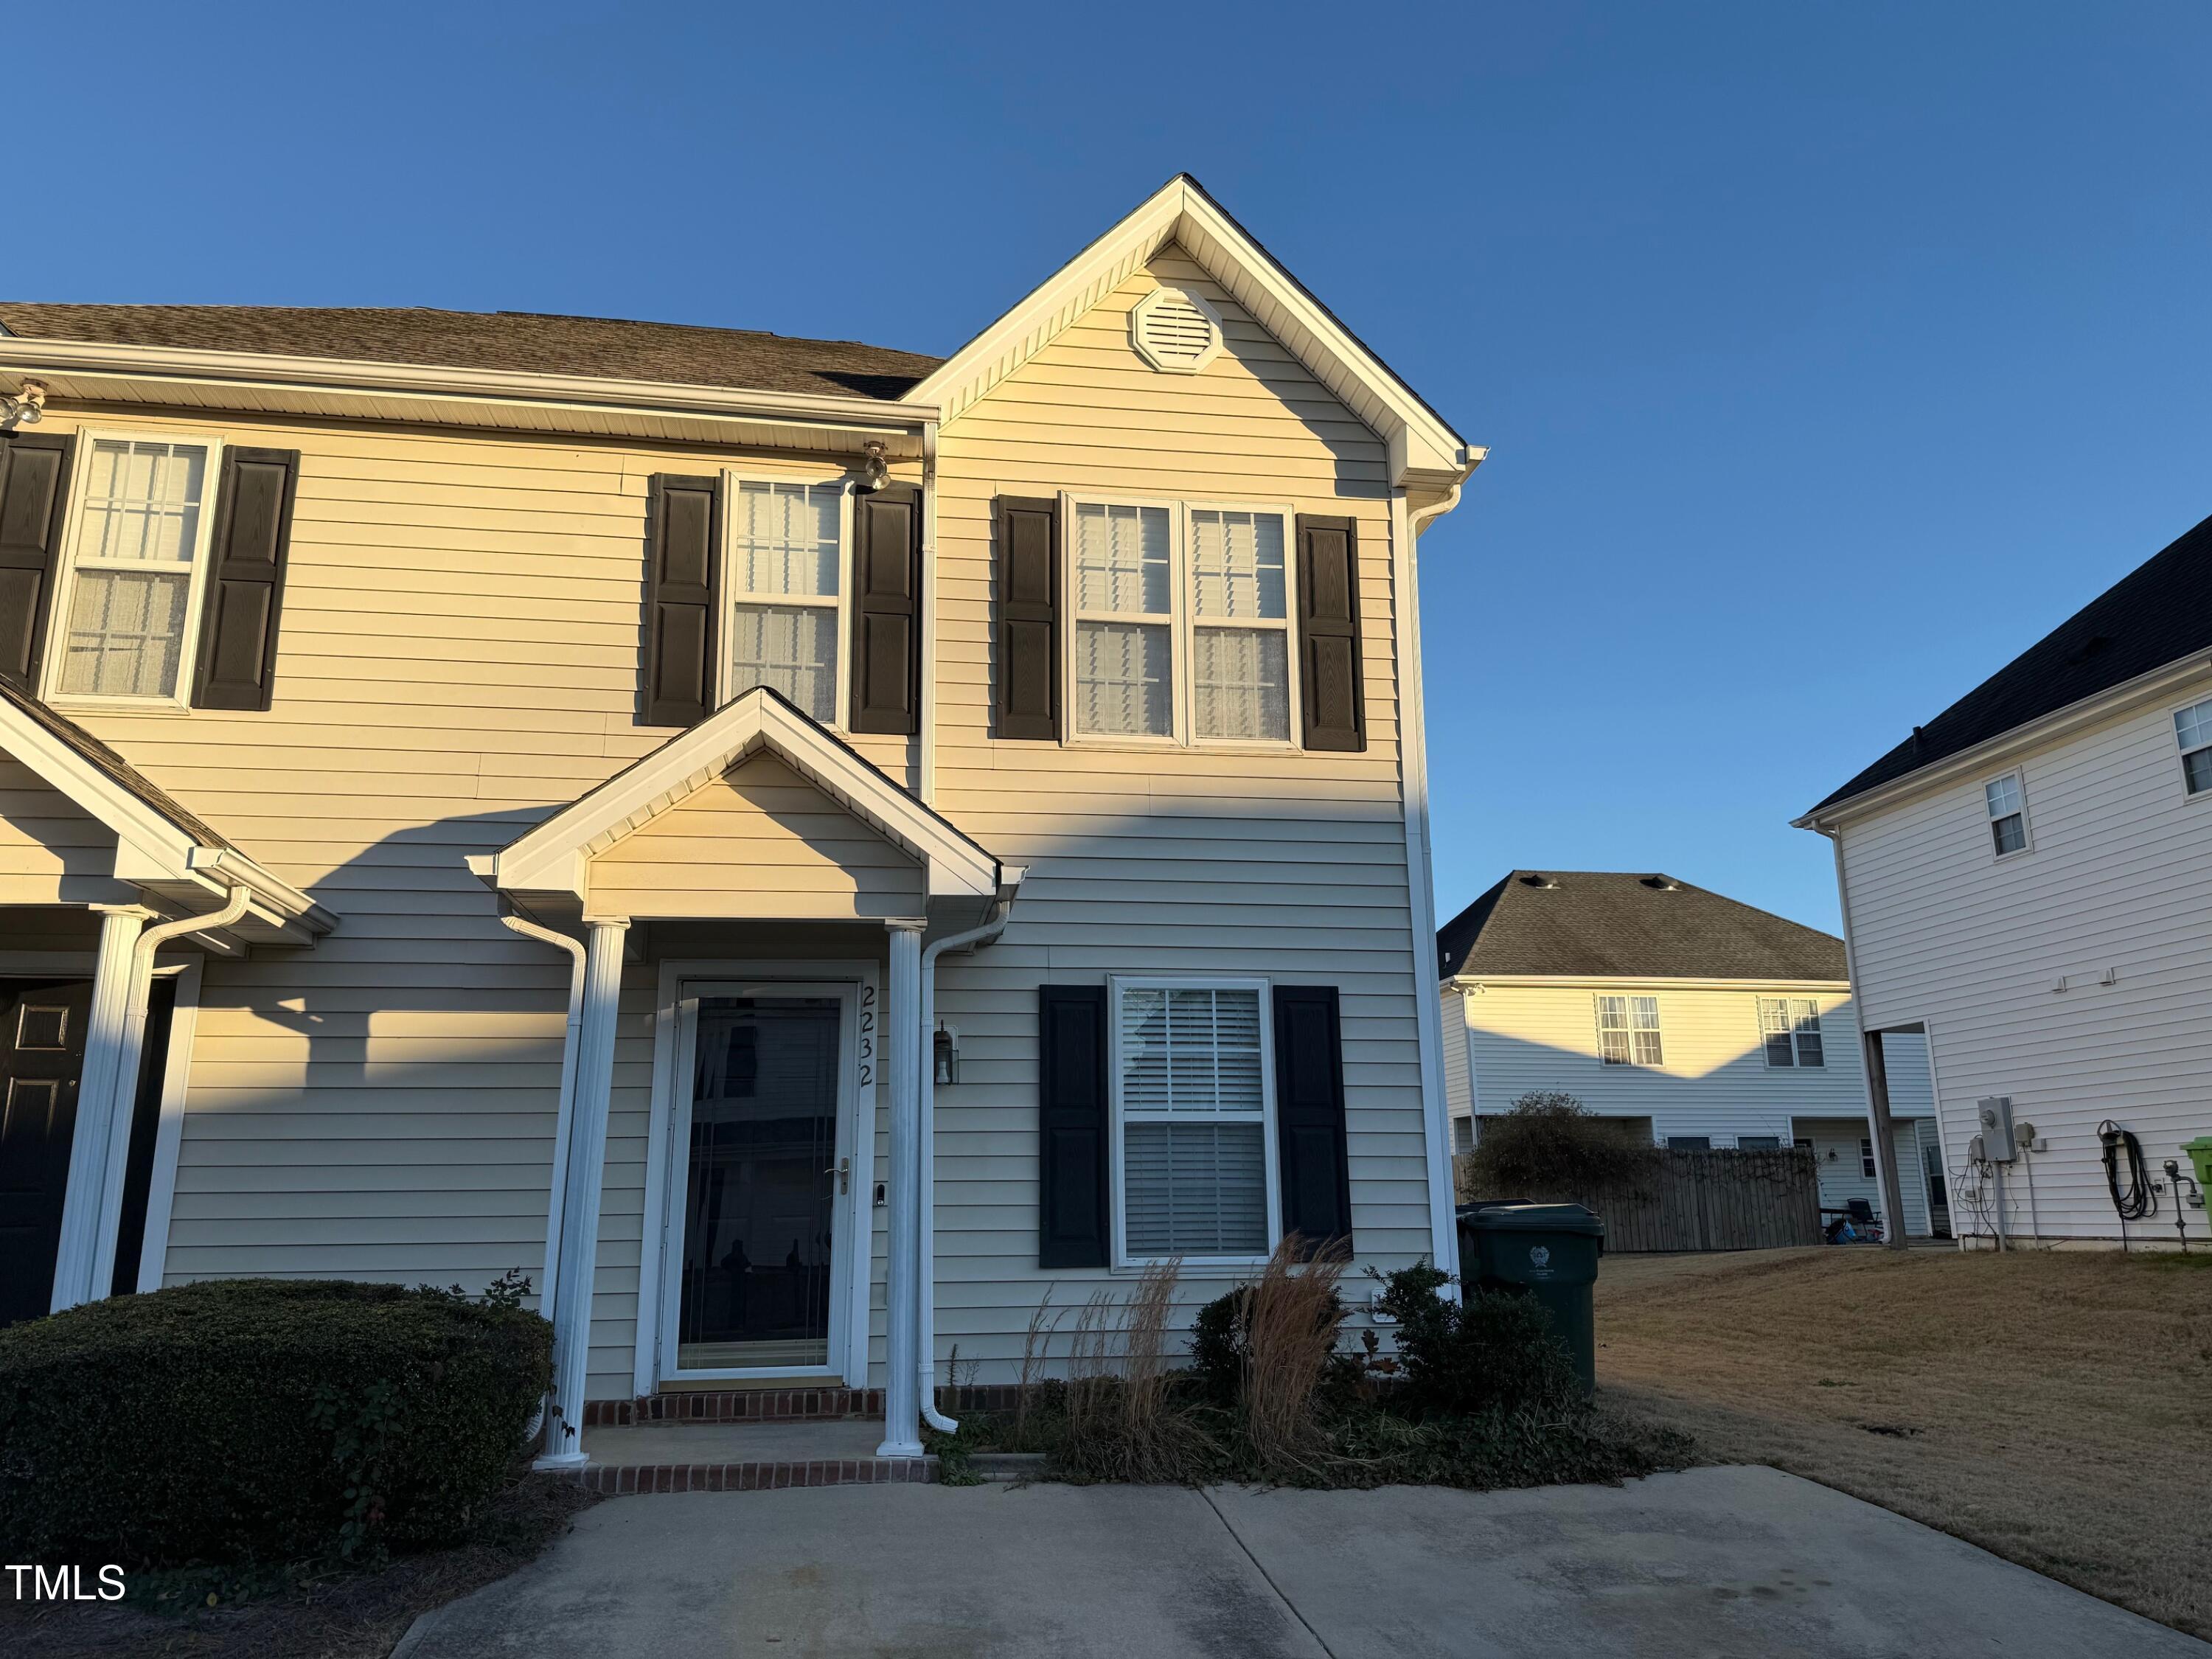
583, 1382, 1030, 1427
556, 1457, 940, 1494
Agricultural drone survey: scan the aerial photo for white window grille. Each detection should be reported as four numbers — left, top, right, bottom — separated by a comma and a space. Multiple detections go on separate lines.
1596, 995, 1663, 1065
1984, 772, 2028, 857
723, 477, 846, 725
1758, 998, 1826, 1068
1113, 980, 1273, 1262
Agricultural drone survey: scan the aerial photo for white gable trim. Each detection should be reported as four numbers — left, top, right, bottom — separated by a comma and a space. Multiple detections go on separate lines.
904, 175, 1481, 489
490, 686, 1001, 902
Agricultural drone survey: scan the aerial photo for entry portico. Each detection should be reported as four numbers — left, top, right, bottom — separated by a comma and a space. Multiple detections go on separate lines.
474, 686, 1018, 1465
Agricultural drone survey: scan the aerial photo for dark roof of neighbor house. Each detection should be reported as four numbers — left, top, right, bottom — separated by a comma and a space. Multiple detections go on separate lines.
0, 678, 235, 850
1437, 871, 1846, 981
1812, 510, 2212, 813
0, 303, 942, 401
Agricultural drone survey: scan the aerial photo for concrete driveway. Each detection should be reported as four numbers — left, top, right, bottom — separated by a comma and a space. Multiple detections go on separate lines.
394, 1465, 2209, 1658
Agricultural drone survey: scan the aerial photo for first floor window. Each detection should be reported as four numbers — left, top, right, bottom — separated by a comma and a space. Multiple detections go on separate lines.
2175, 697, 2212, 796
1860, 1136, 1877, 1178
1667, 1135, 1711, 1151
1596, 995, 1663, 1065
1984, 772, 2028, 856
1738, 1135, 1782, 1150
1453, 1116, 1475, 1155
725, 477, 845, 723
1070, 498, 1295, 745
1115, 980, 1273, 1260
50, 434, 218, 703
1758, 998, 1825, 1067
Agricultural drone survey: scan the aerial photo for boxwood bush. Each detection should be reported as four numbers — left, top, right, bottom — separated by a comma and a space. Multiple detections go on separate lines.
0, 1279, 552, 1568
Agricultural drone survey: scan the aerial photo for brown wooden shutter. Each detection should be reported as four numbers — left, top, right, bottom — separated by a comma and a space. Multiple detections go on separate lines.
1273, 984, 1353, 1259
0, 432, 74, 692
995, 495, 1060, 740
639, 473, 721, 727
191, 447, 299, 711
1295, 515, 1365, 751
1038, 983, 1110, 1268
849, 483, 921, 734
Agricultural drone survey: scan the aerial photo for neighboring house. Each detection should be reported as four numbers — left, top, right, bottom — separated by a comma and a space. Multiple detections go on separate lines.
1798, 511, 2212, 1250
0, 175, 1481, 1464
1437, 870, 1944, 1236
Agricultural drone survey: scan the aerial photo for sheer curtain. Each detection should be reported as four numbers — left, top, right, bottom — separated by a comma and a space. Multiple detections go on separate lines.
728, 479, 841, 721
60, 438, 209, 698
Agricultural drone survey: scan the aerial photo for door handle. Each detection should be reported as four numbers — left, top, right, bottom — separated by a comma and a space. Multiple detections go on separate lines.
827, 1157, 849, 1194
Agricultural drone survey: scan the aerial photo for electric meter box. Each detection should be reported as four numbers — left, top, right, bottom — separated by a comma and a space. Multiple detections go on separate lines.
1976, 1096, 2017, 1163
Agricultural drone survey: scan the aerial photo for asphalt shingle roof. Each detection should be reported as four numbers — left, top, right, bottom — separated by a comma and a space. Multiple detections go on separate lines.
0, 678, 234, 851
0, 303, 941, 401
1437, 870, 1846, 981
1812, 510, 2212, 813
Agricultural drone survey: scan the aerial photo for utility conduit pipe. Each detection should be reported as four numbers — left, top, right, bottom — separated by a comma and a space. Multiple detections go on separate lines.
917, 898, 1014, 1433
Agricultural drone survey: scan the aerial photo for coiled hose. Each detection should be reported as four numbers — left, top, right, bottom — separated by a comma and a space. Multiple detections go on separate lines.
2098, 1120, 2157, 1222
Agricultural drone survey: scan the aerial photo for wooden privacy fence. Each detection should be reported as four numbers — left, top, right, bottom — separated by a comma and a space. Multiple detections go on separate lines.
1456, 1147, 1823, 1252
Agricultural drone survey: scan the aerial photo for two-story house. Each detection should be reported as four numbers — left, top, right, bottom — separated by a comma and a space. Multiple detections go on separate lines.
1439, 870, 1944, 1236
0, 176, 1481, 1467
1799, 511, 2212, 1250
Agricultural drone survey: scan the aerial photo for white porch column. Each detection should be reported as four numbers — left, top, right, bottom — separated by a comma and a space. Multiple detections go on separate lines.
878, 919, 925, 1458
51, 905, 153, 1312
537, 917, 628, 1470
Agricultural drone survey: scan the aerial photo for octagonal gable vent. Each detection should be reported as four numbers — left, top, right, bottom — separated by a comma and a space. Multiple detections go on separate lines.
1130, 287, 1223, 374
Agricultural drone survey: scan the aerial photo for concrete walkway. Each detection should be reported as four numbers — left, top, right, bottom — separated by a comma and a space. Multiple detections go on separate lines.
394, 1465, 2211, 1658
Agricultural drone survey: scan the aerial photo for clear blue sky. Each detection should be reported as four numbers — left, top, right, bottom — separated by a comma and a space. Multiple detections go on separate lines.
17, 4, 2211, 932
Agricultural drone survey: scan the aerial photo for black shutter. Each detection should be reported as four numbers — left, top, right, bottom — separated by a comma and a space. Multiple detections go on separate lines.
1273, 984, 1353, 1259
0, 432, 74, 692
639, 473, 721, 727
191, 447, 299, 711
1038, 983, 1110, 1268
1295, 515, 1365, 752
849, 483, 921, 734
996, 495, 1060, 740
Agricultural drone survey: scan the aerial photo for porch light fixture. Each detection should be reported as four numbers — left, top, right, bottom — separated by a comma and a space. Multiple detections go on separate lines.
933, 1021, 959, 1085
858, 439, 889, 492
0, 378, 45, 430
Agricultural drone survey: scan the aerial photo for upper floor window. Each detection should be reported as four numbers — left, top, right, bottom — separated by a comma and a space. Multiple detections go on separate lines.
1983, 771, 2028, 857
2174, 697, 2212, 796
1068, 496, 1296, 747
1758, 997, 1825, 1068
1111, 978, 1276, 1264
723, 477, 849, 726
46, 433, 220, 706
1596, 995, 1662, 1065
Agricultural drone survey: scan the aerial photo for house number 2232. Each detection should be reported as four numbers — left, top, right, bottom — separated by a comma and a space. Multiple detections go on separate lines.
857, 984, 875, 1085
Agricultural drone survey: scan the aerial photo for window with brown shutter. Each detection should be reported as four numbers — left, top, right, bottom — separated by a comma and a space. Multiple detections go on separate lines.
0, 432, 74, 691
995, 495, 1060, 740
639, 473, 721, 727
192, 447, 299, 711
1295, 515, 1365, 751
849, 484, 920, 734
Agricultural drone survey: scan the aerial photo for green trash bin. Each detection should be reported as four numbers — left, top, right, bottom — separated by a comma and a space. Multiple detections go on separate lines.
1456, 1202, 1604, 1395
2183, 1138, 2212, 1203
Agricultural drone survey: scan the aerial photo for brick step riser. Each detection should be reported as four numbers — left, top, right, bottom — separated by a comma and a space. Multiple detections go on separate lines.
584, 1383, 1028, 1428
556, 1458, 939, 1494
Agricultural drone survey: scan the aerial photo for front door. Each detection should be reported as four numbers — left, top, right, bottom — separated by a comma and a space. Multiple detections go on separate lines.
669, 989, 855, 1374
0, 979, 93, 1326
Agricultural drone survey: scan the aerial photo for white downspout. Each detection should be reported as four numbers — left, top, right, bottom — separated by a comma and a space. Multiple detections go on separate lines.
916, 888, 1018, 1433
918, 420, 940, 807
501, 911, 588, 1329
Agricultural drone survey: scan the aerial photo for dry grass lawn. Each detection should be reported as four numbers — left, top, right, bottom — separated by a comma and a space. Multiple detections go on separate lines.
1596, 1246, 2212, 1639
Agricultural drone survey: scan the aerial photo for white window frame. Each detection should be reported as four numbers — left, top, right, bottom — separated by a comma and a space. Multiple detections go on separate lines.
1860, 1136, 1877, 1178
1756, 996, 1826, 1069
41, 425, 226, 713
714, 471, 855, 731
1106, 973, 1281, 1270
1595, 993, 1663, 1067
1058, 493, 1301, 752
1983, 768, 2031, 859
2171, 695, 2212, 800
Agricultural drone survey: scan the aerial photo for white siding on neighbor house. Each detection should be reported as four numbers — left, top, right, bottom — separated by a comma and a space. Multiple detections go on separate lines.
1834, 669, 2212, 1246
1792, 1115, 1933, 1238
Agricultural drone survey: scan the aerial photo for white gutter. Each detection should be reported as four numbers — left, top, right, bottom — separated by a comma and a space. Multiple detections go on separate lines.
501, 911, 589, 1328
918, 420, 939, 805
915, 877, 1023, 1433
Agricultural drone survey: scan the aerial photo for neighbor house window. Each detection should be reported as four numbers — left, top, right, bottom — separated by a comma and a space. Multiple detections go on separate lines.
1758, 998, 1826, 1068
1112, 978, 1275, 1262
45, 433, 222, 705
1596, 995, 1663, 1065
1860, 1136, 1877, 1178
1068, 497, 1296, 746
2174, 697, 2212, 796
1738, 1135, 1782, 1150
1667, 1135, 1711, 1151
1453, 1116, 1475, 1155
722, 476, 848, 725
1984, 771, 2028, 856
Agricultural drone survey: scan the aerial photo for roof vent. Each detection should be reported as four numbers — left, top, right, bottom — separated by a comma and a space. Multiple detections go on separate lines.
2065, 633, 2112, 665
1130, 287, 1223, 374
1641, 875, 1679, 891
1518, 873, 1557, 889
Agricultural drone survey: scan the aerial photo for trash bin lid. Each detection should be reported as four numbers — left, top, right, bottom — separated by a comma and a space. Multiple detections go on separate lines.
2184, 1137, 2212, 1152
1460, 1202, 1604, 1238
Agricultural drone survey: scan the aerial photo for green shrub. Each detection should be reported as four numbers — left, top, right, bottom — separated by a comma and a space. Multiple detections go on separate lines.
1188, 1283, 1361, 1411
1464, 1091, 1659, 1196
0, 1278, 552, 1568
1373, 1262, 1576, 1416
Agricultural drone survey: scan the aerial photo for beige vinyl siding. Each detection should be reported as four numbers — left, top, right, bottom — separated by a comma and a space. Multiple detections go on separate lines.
585, 754, 923, 920
922, 246, 1430, 1373
1441, 989, 1473, 1121
1834, 671, 2212, 1245
0, 750, 120, 904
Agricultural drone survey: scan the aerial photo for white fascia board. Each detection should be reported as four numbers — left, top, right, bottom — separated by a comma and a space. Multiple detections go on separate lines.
492, 690, 999, 902
904, 176, 1478, 487
0, 341, 933, 453
1796, 650, 2212, 832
